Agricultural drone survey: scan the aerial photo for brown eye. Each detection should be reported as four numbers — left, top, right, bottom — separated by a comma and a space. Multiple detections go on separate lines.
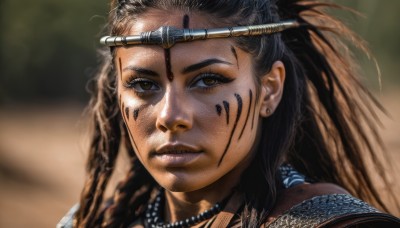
202, 78, 217, 86
125, 77, 160, 93
190, 73, 232, 89
139, 81, 153, 90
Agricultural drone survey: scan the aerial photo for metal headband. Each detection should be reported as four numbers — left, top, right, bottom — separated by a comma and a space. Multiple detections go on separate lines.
100, 20, 299, 48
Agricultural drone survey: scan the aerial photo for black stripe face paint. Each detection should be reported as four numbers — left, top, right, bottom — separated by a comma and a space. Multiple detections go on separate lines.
121, 102, 138, 151
231, 46, 239, 69
118, 60, 139, 150
223, 101, 230, 124
118, 58, 123, 81
218, 93, 243, 166
133, 108, 139, 121
118, 60, 122, 107
183, 14, 190, 29
125, 107, 130, 120
164, 49, 174, 81
216, 104, 222, 116
238, 89, 253, 139
162, 14, 191, 82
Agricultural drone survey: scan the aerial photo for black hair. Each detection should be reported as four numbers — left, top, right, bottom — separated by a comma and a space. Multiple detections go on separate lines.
74, 0, 397, 227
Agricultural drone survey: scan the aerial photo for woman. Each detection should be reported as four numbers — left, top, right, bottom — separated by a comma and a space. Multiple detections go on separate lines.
58, 0, 400, 227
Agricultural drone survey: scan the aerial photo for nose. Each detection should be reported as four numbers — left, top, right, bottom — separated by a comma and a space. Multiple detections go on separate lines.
156, 88, 193, 133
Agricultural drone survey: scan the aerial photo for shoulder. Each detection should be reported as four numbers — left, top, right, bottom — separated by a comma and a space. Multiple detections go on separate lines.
265, 183, 400, 227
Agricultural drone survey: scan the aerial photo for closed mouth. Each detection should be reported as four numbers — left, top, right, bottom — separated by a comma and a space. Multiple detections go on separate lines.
150, 144, 203, 167
158, 150, 199, 154
153, 144, 202, 156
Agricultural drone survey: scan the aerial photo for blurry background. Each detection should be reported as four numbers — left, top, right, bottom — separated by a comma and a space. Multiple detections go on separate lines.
0, 0, 399, 227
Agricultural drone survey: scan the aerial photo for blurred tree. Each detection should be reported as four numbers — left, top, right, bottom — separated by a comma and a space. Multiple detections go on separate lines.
334, 0, 400, 89
0, 0, 399, 105
0, 0, 108, 104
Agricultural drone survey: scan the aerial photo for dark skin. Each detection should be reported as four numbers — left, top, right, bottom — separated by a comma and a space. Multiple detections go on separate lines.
115, 9, 285, 224
218, 93, 243, 166
238, 89, 253, 139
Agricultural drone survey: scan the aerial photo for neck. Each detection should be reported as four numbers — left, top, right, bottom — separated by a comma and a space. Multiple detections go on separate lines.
163, 167, 243, 224
164, 189, 225, 223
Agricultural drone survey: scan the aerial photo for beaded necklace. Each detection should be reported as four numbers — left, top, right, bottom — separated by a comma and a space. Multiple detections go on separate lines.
145, 190, 224, 228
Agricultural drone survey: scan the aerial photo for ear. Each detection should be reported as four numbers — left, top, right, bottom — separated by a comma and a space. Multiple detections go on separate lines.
259, 61, 286, 117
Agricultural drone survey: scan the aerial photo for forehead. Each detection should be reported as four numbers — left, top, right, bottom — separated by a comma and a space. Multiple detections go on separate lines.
129, 8, 216, 34
117, 8, 247, 67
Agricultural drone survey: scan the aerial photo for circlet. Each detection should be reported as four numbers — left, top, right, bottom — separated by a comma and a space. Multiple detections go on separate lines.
100, 20, 299, 49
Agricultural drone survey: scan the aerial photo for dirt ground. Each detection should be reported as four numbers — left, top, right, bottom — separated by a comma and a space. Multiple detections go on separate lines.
0, 91, 399, 228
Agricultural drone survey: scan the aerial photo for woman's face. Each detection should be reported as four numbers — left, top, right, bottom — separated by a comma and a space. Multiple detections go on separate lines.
116, 9, 275, 192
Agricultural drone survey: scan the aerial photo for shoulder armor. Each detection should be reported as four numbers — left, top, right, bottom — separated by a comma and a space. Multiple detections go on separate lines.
268, 194, 400, 227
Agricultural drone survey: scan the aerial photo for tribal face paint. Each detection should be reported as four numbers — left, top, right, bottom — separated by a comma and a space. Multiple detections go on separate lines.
238, 89, 253, 139
183, 14, 190, 29
115, 9, 265, 194
216, 104, 222, 116
133, 108, 139, 121
161, 14, 191, 82
223, 101, 230, 124
164, 49, 174, 81
218, 93, 243, 166
231, 46, 239, 69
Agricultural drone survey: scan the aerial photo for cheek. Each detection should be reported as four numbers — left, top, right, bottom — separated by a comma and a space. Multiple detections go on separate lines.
212, 89, 259, 166
118, 91, 154, 152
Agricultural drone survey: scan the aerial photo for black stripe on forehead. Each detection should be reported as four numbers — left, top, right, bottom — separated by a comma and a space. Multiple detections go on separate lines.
183, 14, 190, 28
164, 49, 174, 81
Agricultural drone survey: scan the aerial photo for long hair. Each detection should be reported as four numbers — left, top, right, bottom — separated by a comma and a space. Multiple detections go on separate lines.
74, 0, 398, 227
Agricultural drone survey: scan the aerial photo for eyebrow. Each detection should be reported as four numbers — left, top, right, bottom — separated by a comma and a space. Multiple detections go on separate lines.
182, 58, 233, 74
123, 66, 159, 77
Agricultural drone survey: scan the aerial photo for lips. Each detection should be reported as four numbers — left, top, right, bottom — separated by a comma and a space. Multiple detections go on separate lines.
155, 143, 201, 155
152, 143, 202, 167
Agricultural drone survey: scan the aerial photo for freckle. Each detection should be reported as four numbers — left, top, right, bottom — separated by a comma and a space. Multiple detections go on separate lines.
223, 101, 230, 124
216, 104, 222, 116
133, 108, 139, 121
125, 107, 130, 120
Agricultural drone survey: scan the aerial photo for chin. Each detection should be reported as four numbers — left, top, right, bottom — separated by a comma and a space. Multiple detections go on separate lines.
155, 172, 210, 193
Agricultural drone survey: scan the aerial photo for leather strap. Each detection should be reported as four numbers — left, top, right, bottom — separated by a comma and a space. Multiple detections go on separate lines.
210, 191, 243, 228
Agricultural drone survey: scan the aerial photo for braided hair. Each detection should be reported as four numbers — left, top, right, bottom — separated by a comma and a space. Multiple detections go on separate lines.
75, 0, 398, 227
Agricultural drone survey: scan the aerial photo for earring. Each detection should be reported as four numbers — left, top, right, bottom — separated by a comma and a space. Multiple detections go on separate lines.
266, 108, 271, 114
